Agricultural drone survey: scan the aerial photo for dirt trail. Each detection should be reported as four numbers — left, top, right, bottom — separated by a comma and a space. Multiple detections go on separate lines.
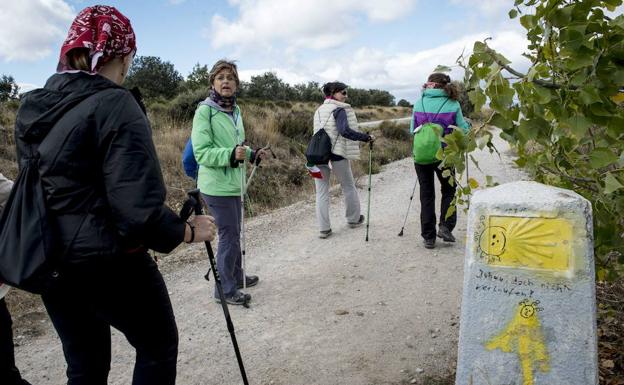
14, 132, 526, 385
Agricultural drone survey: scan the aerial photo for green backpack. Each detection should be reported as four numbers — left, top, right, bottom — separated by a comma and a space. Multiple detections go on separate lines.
412, 98, 448, 164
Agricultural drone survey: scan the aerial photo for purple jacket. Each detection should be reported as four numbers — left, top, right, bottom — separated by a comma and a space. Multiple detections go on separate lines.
410, 88, 470, 136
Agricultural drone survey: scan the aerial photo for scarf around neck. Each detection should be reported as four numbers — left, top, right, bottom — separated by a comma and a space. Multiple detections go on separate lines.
209, 88, 236, 110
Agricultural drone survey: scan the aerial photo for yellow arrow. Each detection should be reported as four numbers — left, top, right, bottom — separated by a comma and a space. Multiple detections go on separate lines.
485, 300, 550, 385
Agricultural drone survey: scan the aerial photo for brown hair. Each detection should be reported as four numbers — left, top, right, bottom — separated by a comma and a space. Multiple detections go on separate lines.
66, 48, 92, 71
427, 72, 459, 100
209, 59, 240, 86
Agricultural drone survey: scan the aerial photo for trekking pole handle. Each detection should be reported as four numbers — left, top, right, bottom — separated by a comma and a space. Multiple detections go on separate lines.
187, 189, 203, 216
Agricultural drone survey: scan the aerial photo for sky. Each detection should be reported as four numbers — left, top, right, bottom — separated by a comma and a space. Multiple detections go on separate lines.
0, 0, 620, 102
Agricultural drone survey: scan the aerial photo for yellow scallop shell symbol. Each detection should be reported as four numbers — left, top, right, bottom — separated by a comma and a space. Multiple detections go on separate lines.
478, 216, 573, 272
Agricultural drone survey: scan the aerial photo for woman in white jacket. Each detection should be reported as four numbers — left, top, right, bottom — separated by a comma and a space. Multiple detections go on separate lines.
313, 82, 375, 238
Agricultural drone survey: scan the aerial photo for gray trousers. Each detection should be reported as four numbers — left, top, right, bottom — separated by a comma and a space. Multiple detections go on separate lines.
314, 159, 361, 232
202, 195, 243, 297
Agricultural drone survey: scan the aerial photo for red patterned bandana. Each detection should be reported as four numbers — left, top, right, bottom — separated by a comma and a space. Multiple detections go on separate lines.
57, 5, 136, 72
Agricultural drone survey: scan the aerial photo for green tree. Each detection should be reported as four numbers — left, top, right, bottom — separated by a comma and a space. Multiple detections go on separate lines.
293, 81, 324, 102
124, 56, 183, 100
246, 72, 296, 100
184, 63, 210, 91
0, 75, 19, 102
441, 0, 624, 278
397, 99, 412, 107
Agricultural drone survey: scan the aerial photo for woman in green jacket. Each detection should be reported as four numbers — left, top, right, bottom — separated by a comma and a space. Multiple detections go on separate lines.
191, 60, 267, 306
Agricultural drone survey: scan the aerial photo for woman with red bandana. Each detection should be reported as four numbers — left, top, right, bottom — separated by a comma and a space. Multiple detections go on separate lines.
13, 6, 215, 384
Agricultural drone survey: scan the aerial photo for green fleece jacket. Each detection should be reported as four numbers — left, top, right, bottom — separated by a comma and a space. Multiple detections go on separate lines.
191, 104, 252, 196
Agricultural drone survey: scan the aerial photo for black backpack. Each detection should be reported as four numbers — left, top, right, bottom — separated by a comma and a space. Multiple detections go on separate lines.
0, 86, 115, 294
305, 110, 337, 165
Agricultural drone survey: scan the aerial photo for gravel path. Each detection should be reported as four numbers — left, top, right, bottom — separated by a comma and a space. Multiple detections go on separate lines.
14, 132, 527, 385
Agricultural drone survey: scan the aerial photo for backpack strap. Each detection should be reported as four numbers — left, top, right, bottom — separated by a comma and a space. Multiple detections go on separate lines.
421, 97, 449, 125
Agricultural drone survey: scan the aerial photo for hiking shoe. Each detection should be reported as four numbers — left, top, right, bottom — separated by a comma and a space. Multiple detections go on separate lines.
237, 275, 259, 289
348, 215, 365, 228
424, 238, 436, 249
437, 226, 456, 242
215, 291, 251, 306
319, 229, 332, 239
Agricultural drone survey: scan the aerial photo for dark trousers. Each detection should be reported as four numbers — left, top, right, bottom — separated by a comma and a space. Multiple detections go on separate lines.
414, 162, 457, 240
41, 252, 178, 385
0, 297, 28, 385
202, 195, 244, 297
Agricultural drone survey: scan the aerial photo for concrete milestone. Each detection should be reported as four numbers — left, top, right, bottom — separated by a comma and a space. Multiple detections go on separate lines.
455, 181, 597, 385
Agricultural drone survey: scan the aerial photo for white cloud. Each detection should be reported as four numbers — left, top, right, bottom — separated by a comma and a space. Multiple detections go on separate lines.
17, 82, 39, 94
0, 0, 74, 62
209, 0, 416, 51
239, 68, 310, 85
239, 29, 529, 101
449, 0, 512, 16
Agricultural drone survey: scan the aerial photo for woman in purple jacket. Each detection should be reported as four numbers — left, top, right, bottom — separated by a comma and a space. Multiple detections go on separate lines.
410, 73, 470, 249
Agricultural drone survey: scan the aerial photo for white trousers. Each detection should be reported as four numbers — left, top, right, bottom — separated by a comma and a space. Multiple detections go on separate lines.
314, 159, 361, 232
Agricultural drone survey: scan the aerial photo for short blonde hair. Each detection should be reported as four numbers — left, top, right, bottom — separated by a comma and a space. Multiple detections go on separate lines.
209, 59, 240, 86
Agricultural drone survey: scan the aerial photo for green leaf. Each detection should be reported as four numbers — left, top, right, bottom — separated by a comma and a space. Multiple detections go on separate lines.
604, 172, 624, 194
468, 178, 480, 189
468, 89, 486, 111
490, 113, 513, 130
614, 14, 624, 29
445, 205, 456, 220
590, 103, 613, 117
551, 5, 574, 27
520, 15, 537, 30
518, 118, 546, 141
564, 115, 592, 138
578, 86, 601, 105
597, 268, 607, 281
509, 9, 518, 19
590, 148, 618, 169
473, 41, 487, 54
515, 157, 527, 167
534, 85, 552, 103
564, 48, 595, 70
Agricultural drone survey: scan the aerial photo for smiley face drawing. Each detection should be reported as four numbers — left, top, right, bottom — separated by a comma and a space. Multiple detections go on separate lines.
519, 299, 541, 319
479, 226, 507, 257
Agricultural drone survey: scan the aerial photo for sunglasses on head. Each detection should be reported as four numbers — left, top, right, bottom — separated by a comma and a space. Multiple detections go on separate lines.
339, 90, 347, 96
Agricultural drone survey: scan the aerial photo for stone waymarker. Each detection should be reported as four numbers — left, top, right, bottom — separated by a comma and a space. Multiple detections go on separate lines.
455, 181, 597, 385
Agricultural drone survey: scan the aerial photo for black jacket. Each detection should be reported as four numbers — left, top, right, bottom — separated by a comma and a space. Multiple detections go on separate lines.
15, 72, 185, 263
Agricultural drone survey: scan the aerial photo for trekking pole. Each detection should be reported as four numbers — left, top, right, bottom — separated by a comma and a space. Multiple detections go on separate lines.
240, 161, 246, 290
465, 151, 470, 209
365, 141, 373, 242
245, 145, 275, 192
398, 178, 418, 237
180, 189, 250, 385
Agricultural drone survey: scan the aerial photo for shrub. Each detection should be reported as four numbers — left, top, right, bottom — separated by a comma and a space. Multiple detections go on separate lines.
379, 120, 411, 141
276, 110, 311, 141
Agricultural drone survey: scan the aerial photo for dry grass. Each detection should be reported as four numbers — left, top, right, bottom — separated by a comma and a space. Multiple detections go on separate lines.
597, 278, 624, 385
146, 101, 412, 216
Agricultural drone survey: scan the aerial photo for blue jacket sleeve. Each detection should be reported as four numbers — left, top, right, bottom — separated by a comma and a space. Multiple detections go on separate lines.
333, 108, 370, 142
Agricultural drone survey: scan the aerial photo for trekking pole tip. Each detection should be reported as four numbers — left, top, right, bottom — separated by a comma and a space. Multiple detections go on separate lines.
398, 230, 404, 237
